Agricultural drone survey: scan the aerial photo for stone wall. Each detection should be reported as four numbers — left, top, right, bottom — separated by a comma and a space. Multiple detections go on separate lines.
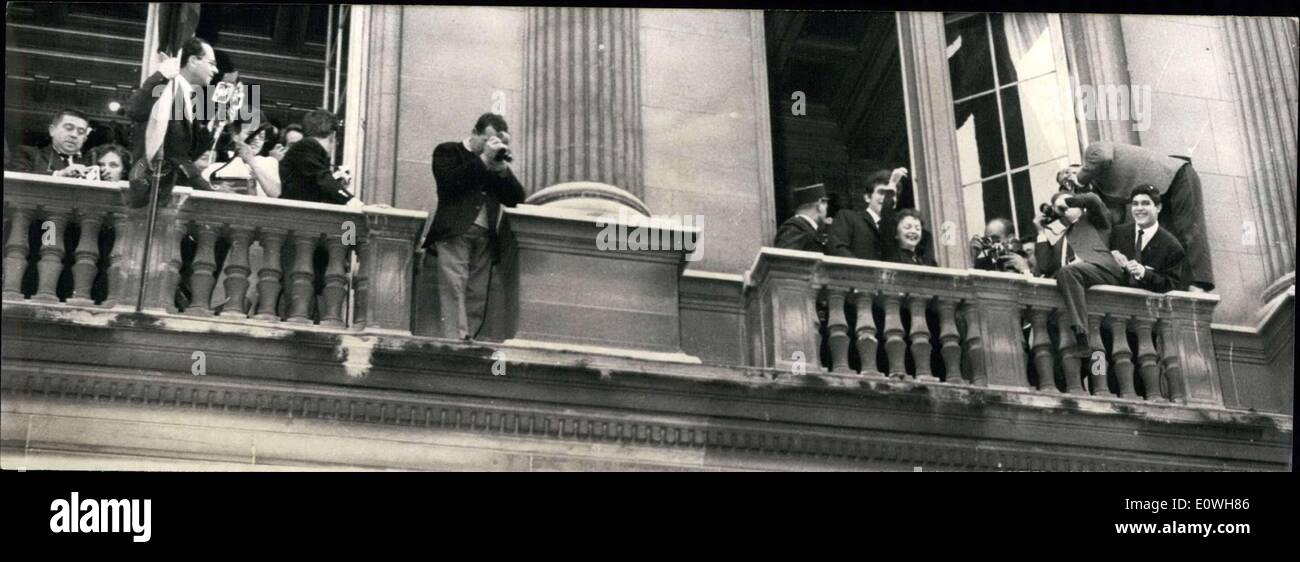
1119, 15, 1266, 326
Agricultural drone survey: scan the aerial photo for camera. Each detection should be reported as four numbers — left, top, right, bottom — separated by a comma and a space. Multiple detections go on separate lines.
972, 235, 1027, 272
493, 147, 513, 163
1039, 202, 1062, 224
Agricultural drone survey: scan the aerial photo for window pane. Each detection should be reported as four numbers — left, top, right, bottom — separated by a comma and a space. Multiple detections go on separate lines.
1002, 74, 1072, 170
991, 12, 1054, 85
1022, 157, 1072, 237
1008, 169, 1038, 239
954, 93, 1006, 185
946, 14, 994, 100
966, 175, 1012, 239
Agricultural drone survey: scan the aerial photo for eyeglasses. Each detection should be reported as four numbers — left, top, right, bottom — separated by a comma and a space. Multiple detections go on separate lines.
58, 123, 93, 137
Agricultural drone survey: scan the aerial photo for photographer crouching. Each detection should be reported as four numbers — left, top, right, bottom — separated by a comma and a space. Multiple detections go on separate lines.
421, 113, 526, 341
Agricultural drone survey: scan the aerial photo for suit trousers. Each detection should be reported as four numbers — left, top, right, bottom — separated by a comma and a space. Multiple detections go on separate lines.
436, 224, 492, 339
1055, 262, 1124, 335
1161, 162, 1213, 291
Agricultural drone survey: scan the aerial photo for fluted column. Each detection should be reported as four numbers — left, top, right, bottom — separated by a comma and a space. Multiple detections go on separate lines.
524, 7, 643, 197
1224, 17, 1298, 285
1061, 14, 1141, 145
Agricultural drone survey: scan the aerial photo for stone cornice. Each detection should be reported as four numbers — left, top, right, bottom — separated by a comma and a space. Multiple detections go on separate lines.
2, 301, 1290, 471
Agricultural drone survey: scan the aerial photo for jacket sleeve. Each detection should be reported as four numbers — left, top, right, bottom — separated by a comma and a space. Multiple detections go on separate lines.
431, 144, 488, 197
8, 146, 39, 172
128, 72, 167, 122
1140, 241, 1187, 293
1035, 238, 1060, 277
301, 145, 350, 203
1067, 192, 1111, 231
826, 210, 855, 258
489, 168, 526, 207
774, 223, 803, 250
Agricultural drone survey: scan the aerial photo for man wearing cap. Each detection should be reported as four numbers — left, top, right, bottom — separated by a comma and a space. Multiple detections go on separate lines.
775, 183, 828, 253
1064, 141, 1212, 292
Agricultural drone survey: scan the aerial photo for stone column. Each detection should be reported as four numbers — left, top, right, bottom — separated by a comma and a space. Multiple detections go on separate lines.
1223, 16, 1298, 287
897, 11, 970, 269
523, 7, 644, 199
1060, 14, 1141, 145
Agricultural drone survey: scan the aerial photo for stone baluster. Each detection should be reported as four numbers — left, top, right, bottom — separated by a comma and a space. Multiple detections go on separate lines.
1086, 315, 1110, 396
254, 228, 286, 321
881, 293, 907, 378
960, 302, 986, 386
1157, 320, 1186, 404
853, 291, 880, 377
220, 225, 253, 316
287, 233, 318, 324
3, 206, 35, 300
825, 287, 851, 373
187, 222, 221, 315
68, 211, 104, 305
937, 298, 963, 384
908, 295, 934, 382
149, 216, 188, 313
320, 235, 348, 327
1132, 318, 1163, 402
1028, 307, 1056, 392
352, 236, 371, 328
1056, 329, 1086, 395
103, 211, 140, 309
33, 208, 71, 303
1107, 314, 1137, 398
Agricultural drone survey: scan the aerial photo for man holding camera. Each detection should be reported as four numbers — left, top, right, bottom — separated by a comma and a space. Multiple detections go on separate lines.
970, 218, 1032, 274
8, 109, 95, 177
775, 183, 828, 253
422, 113, 526, 340
1034, 189, 1123, 358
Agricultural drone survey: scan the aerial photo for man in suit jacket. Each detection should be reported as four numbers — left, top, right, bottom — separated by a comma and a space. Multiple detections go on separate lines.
7, 109, 95, 176
421, 113, 526, 340
1109, 184, 1189, 293
1070, 141, 1212, 292
1039, 190, 1125, 358
774, 183, 828, 253
279, 109, 353, 205
827, 168, 909, 260
126, 36, 217, 185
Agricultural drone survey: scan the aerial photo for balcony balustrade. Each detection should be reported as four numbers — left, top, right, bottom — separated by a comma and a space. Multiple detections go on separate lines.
3, 172, 425, 331
746, 248, 1223, 407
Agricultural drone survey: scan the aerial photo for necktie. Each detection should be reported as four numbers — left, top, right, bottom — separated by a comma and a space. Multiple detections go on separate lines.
1138, 227, 1149, 255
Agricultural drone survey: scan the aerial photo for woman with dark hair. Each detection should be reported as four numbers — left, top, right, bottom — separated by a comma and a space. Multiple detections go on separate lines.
204, 121, 283, 197
889, 208, 938, 267
89, 143, 132, 182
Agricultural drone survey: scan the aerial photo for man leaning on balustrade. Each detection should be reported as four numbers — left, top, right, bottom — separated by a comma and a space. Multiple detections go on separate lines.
1034, 189, 1123, 360
7, 108, 95, 177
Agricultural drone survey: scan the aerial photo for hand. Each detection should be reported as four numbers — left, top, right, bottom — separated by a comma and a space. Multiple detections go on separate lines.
1125, 261, 1145, 279
269, 144, 288, 162
999, 254, 1030, 274
232, 138, 256, 163
889, 167, 909, 186
156, 52, 180, 79
53, 164, 89, 178
195, 151, 216, 170
1110, 250, 1129, 269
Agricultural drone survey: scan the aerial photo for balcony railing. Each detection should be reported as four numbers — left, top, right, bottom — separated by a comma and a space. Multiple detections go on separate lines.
3, 172, 425, 331
746, 248, 1223, 407
2, 173, 1230, 410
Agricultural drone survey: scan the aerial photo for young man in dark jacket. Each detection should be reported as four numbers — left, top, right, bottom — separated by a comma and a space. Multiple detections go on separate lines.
421, 113, 526, 340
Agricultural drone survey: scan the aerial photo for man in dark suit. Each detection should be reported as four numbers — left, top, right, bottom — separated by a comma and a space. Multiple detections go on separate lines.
8, 109, 96, 176
1069, 141, 1212, 292
279, 109, 353, 205
126, 36, 217, 187
1035, 190, 1124, 358
1109, 184, 1189, 293
774, 183, 828, 253
421, 113, 526, 340
827, 168, 908, 260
